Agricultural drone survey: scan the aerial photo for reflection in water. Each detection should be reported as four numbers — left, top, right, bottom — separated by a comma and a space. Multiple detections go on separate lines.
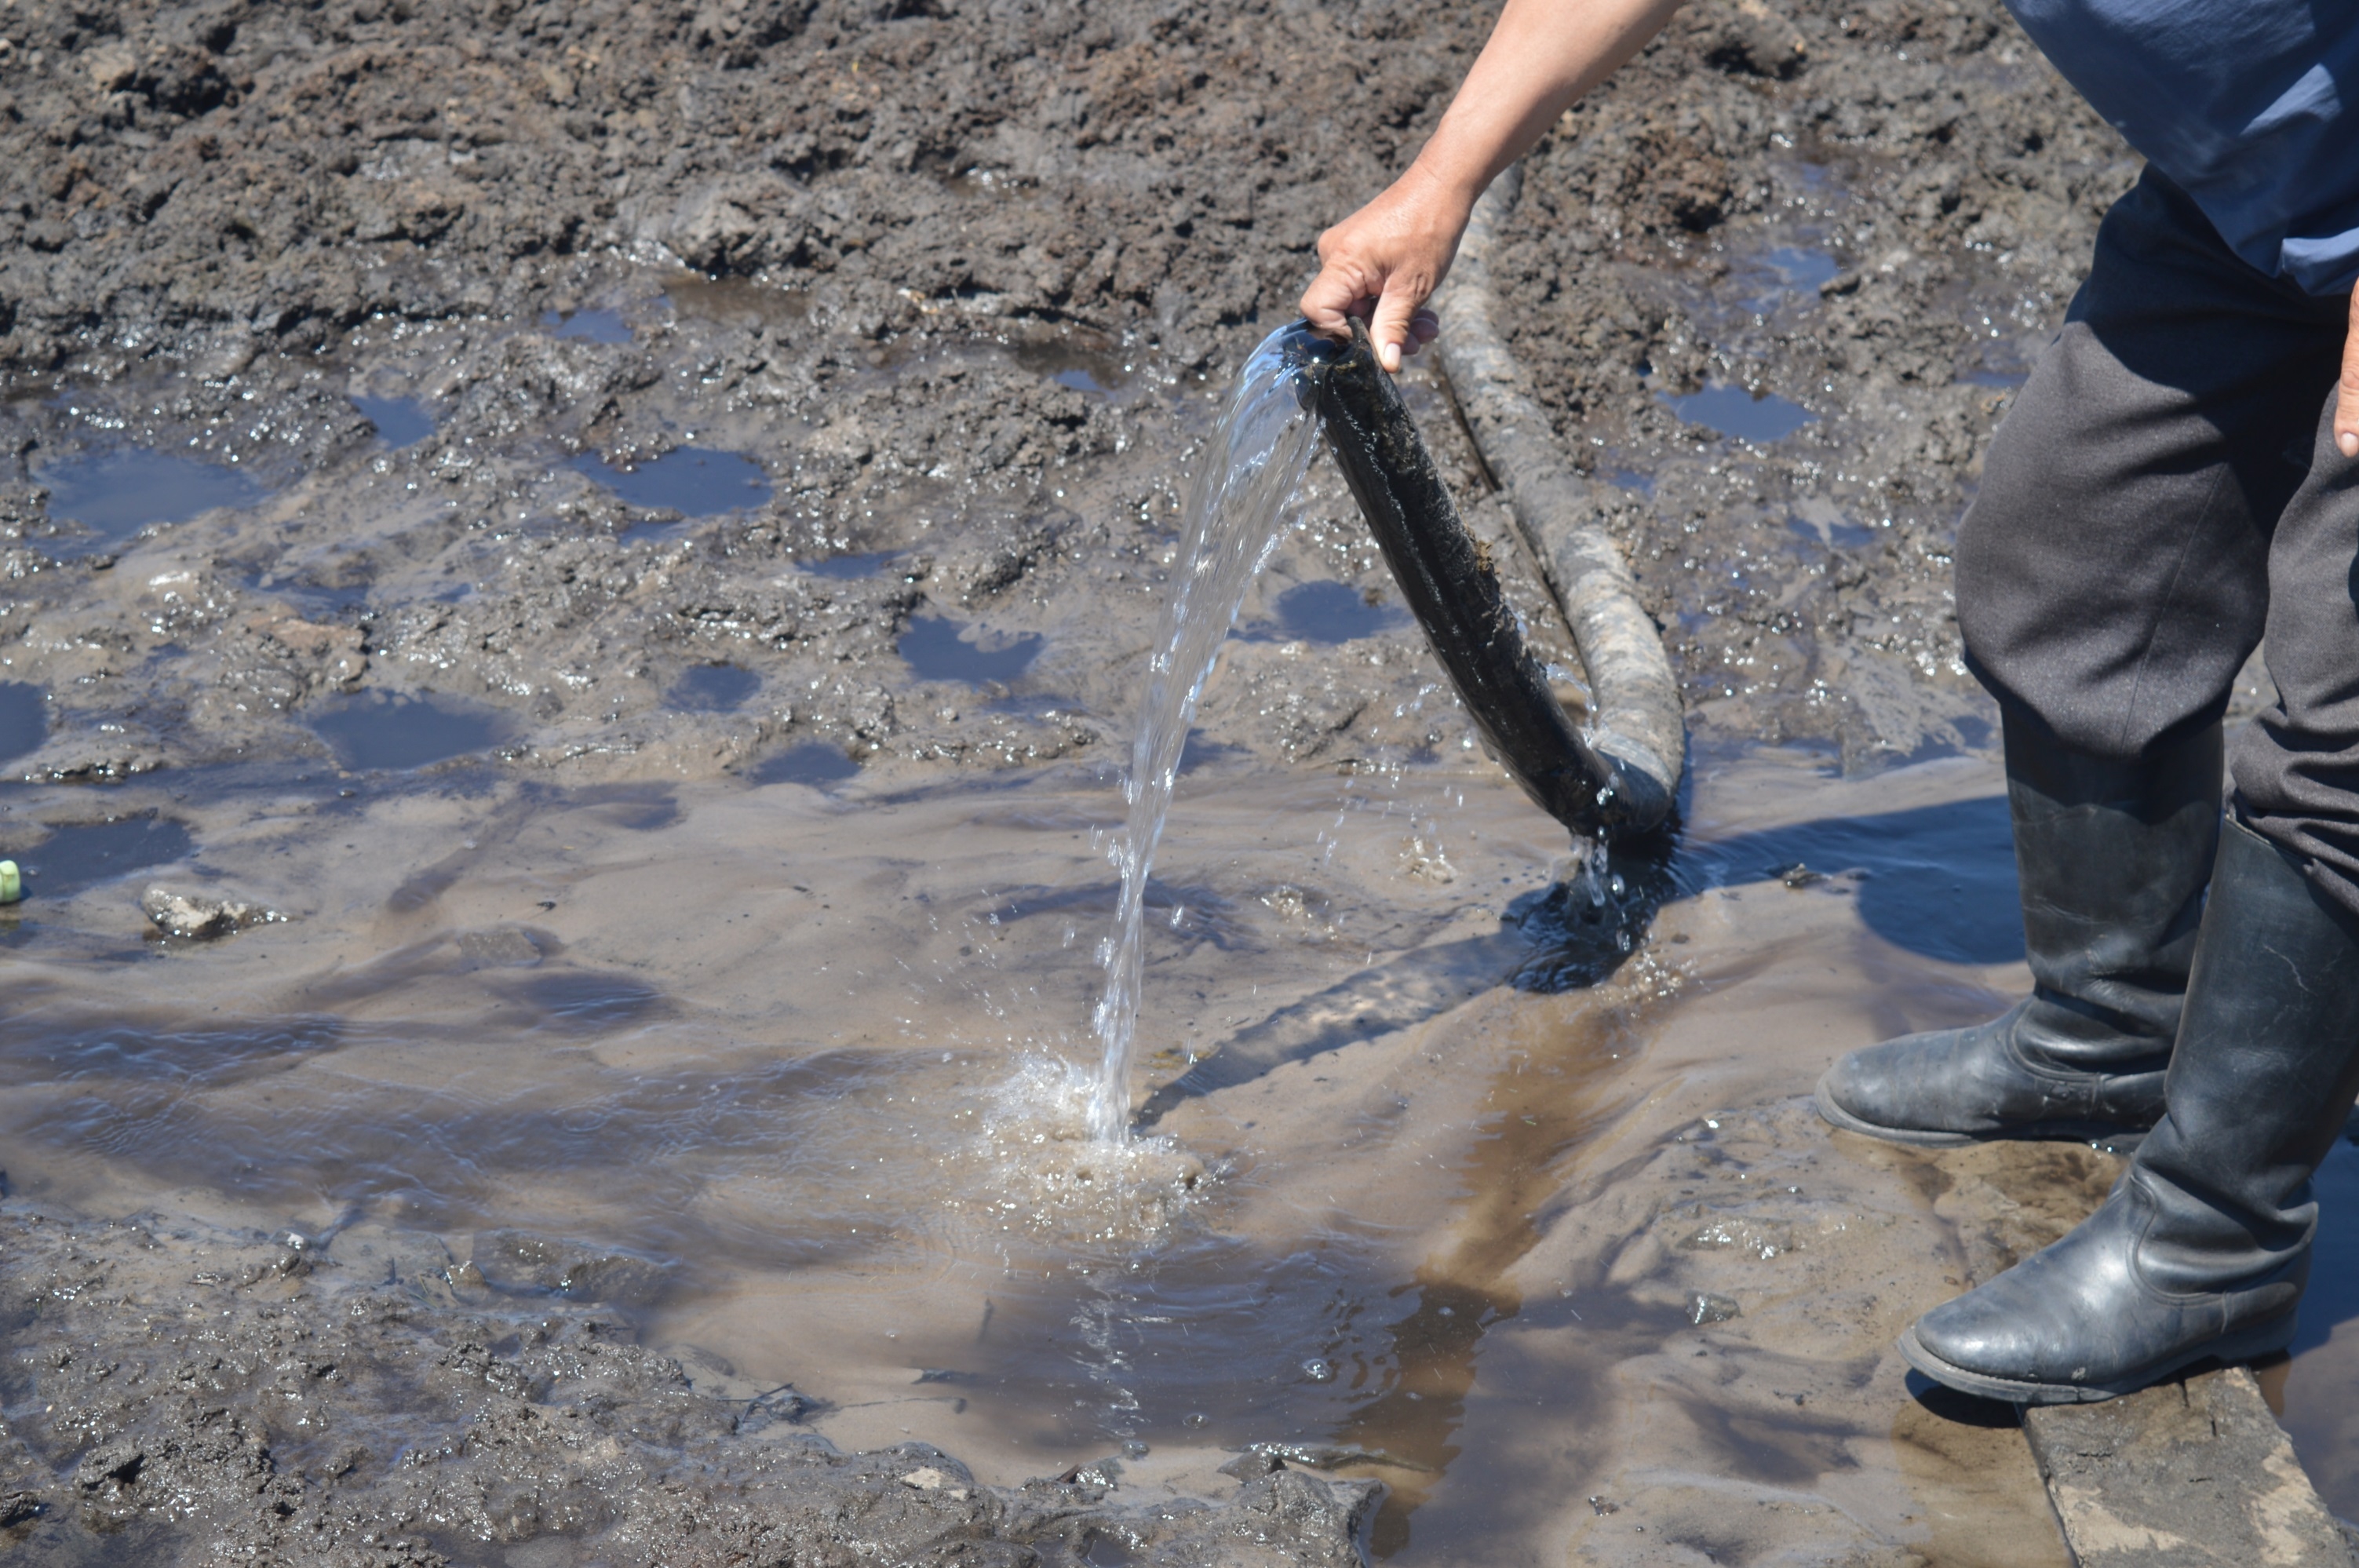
542, 308, 631, 343
801, 549, 899, 580
1012, 335, 1131, 399
1662, 383, 1816, 443
3, 815, 195, 901
0, 681, 47, 767
665, 275, 811, 330
1237, 580, 1412, 645
666, 663, 761, 713
749, 742, 862, 789
350, 394, 436, 449
36, 449, 268, 553
899, 615, 1046, 685
311, 691, 509, 771
573, 447, 774, 516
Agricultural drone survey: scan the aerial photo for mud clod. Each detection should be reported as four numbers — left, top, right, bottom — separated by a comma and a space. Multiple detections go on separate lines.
139, 884, 283, 939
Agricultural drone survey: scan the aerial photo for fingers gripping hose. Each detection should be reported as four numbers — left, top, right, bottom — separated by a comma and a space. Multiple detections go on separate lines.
1296, 319, 1672, 838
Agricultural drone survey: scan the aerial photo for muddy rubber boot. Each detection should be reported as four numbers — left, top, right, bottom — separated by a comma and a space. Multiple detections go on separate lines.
1814, 714, 2219, 1149
1898, 815, 2359, 1402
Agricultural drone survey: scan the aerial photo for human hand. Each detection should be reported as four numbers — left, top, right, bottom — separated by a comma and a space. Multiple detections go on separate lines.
2339, 286, 2359, 458
1300, 166, 1465, 374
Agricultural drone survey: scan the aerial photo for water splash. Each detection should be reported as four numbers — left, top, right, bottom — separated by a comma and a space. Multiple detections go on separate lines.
1086, 326, 1324, 1142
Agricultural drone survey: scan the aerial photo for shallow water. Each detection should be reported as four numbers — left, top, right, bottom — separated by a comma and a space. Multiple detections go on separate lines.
748, 742, 863, 789
309, 690, 510, 771
35, 447, 268, 553
0, 743, 2115, 1564
802, 549, 901, 580
571, 446, 774, 516
900, 614, 1048, 686
0, 682, 46, 768
0, 813, 195, 905
1661, 382, 1817, 443
350, 392, 436, 449
667, 663, 762, 713
1237, 579, 1413, 645
543, 307, 632, 343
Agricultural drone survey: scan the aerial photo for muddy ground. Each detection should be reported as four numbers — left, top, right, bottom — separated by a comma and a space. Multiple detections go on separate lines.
0, 0, 2146, 787
0, 0, 2232, 1560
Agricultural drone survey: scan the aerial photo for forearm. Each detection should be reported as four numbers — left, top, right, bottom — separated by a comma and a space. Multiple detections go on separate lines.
1411, 0, 1687, 206
1303, 0, 1686, 366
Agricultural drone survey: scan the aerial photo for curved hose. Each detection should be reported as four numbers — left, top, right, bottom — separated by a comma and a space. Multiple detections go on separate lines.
1433, 165, 1684, 829
1294, 319, 1665, 837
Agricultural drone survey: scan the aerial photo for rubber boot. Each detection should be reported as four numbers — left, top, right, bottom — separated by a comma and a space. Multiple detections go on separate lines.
1815, 713, 2219, 1149
1899, 815, 2359, 1402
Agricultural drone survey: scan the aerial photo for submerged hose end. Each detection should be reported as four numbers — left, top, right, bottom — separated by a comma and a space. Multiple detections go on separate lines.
1311, 317, 1646, 844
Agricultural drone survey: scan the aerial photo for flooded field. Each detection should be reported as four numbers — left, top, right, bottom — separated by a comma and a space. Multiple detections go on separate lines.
0, 0, 2339, 1558
0, 727, 2069, 1565
13, 713, 2350, 1564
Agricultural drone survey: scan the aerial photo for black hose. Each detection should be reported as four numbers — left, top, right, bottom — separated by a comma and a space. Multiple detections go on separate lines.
1290, 319, 1671, 838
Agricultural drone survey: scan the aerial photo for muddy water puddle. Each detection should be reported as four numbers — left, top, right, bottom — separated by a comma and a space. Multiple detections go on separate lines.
309, 690, 512, 771
1234, 580, 1414, 646
32, 447, 270, 555
901, 614, 1048, 686
0, 739, 2204, 1563
747, 741, 865, 789
0, 682, 46, 768
571, 445, 774, 519
1661, 381, 1818, 444
541, 307, 633, 345
665, 663, 764, 714
349, 392, 437, 449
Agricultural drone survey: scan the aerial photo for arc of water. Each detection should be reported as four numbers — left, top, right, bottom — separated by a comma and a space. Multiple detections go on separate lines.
1086, 328, 1323, 1143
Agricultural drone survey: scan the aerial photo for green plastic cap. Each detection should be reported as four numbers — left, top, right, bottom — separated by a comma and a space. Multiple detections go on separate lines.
0, 860, 18, 904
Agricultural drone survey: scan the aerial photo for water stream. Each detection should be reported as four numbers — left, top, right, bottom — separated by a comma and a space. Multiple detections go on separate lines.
1085, 327, 1323, 1142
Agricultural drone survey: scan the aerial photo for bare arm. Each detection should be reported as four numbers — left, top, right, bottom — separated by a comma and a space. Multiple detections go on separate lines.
1302, 0, 1687, 371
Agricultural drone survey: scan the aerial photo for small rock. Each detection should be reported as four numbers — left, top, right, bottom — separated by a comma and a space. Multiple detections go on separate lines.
73, 1439, 142, 1491
1059, 1456, 1123, 1490
898, 1464, 972, 1500
1686, 1291, 1741, 1326
83, 40, 137, 94
0, 1488, 42, 1526
140, 885, 283, 940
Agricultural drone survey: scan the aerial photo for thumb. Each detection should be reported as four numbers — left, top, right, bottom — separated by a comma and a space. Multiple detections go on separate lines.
1368, 277, 1427, 376
2339, 287, 2359, 459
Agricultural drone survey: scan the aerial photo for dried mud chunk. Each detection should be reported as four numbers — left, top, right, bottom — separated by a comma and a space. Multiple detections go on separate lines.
139, 884, 283, 939
470, 1229, 671, 1304
73, 1437, 143, 1491
1686, 1291, 1741, 1325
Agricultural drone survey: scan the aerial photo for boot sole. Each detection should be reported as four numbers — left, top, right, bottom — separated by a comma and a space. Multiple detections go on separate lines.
1897, 1317, 2296, 1405
1813, 1070, 2149, 1153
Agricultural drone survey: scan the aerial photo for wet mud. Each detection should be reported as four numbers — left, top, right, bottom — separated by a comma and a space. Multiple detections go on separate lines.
0, 0, 2337, 1561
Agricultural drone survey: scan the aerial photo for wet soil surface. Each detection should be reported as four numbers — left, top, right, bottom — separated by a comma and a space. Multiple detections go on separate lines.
0, 0, 2186, 789
0, 1209, 1380, 1566
0, 0, 2334, 1562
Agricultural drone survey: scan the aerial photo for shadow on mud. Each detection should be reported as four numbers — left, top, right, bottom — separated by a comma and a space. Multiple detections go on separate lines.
1138, 794, 2018, 1125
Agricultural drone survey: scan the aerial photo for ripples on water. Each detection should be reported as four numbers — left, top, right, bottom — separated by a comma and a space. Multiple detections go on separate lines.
1086, 325, 1323, 1143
